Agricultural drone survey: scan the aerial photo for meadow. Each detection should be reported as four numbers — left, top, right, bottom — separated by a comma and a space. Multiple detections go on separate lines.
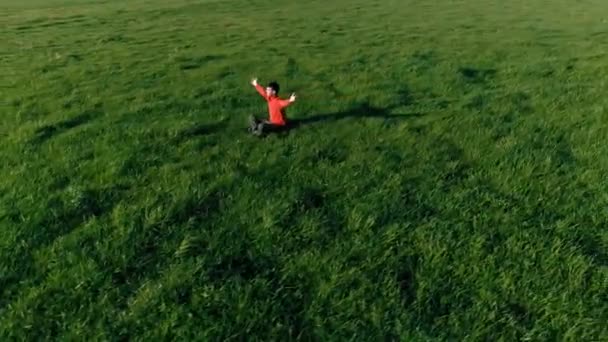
1, 0, 607, 339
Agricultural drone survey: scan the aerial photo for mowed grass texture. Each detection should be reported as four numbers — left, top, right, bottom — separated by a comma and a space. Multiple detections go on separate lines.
2, 0, 608, 339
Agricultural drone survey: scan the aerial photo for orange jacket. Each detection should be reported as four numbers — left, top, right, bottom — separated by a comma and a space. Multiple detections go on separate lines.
255, 84, 292, 125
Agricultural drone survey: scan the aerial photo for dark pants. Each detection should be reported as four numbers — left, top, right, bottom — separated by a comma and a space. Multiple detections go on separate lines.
249, 115, 288, 136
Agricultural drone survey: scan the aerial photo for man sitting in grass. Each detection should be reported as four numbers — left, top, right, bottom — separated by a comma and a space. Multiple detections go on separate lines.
249, 78, 296, 136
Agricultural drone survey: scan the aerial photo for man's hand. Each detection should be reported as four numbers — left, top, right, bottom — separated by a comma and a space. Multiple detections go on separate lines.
289, 93, 296, 103
251, 78, 258, 86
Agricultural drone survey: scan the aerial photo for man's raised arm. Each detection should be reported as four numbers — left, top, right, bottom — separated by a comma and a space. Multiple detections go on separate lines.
251, 78, 267, 99
279, 93, 297, 107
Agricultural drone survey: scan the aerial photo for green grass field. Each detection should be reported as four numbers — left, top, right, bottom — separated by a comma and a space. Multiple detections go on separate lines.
2, 0, 608, 339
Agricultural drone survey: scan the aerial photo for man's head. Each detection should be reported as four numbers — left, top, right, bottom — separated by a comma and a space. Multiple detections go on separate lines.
266, 81, 280, 97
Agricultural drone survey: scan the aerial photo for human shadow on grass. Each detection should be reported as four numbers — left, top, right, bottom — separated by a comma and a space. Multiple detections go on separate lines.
289, 102, 424, 128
